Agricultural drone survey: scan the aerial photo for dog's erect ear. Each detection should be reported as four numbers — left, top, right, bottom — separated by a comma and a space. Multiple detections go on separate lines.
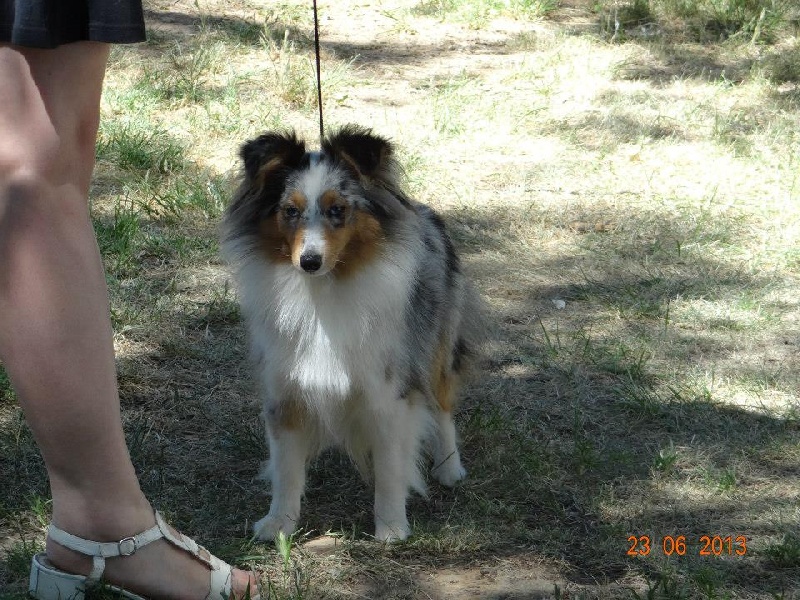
240, 131, 306, 183
322, 125, 397, 185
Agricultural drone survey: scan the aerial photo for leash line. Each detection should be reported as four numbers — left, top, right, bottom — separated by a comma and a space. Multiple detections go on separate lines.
312, 0, 324, 144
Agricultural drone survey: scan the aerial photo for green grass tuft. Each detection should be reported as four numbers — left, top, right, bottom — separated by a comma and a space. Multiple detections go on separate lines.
0, 366, 14, 405
415, 0, 559, 25
764, 533, 800, 568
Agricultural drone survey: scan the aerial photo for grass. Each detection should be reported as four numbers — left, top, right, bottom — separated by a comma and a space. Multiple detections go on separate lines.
414, 0, 559, 26
1, 0, 799, 597
596, 0, 794, 43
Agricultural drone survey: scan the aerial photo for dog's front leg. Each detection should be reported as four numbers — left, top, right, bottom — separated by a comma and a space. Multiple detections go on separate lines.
371, 400, 427, 542
253, 404, 311, 541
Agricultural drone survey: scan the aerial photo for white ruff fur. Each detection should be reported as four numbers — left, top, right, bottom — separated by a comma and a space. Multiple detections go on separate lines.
236, 240, 436, 542
239, 240, 419, 418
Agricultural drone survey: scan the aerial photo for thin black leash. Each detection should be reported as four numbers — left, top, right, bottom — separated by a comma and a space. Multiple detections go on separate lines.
312, 0, 324, 145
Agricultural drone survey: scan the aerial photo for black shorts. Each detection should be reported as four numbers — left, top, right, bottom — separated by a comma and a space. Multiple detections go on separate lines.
0, 0, 146, 48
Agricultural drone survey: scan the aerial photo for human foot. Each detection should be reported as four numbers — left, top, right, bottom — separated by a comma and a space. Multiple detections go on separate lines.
38, 511, 259, 600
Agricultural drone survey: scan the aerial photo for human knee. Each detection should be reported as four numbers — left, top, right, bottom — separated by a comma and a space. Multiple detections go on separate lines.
0, 54, 57, 177
0, 138, 62, 197
0, 50, 99, 192
0, 115, 98, 195
0, 171, 95, 245
0, 175, 52, 230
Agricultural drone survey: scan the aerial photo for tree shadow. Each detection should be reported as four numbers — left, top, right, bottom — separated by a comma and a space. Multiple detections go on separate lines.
139, 6, 532, 71
86, 194, 798, 597
138, 0, 791, 92
370, 200, 798, 596
2, 184, 796, 598
143, 8, 309, 48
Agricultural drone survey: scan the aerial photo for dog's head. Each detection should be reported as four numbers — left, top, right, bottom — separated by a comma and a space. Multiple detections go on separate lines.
225, 126, 412, 277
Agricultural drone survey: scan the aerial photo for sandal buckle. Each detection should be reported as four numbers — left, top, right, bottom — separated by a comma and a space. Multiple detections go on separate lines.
118, 536, 138, 556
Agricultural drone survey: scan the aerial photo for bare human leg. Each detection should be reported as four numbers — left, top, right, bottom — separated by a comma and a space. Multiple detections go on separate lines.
0, 42, 257, 599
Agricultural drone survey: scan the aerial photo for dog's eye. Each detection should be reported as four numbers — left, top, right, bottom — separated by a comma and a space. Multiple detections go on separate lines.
284, 205, 300, 219
327, 205, 345, 219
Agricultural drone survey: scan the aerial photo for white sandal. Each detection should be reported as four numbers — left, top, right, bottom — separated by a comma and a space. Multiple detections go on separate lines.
28, 510, 259, 600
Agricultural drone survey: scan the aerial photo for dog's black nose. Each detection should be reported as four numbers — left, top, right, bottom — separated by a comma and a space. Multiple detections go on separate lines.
300, 253, 322, 272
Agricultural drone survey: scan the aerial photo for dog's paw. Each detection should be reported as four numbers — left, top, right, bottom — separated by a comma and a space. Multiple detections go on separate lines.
374, 519, 411, 543
253, 512, 297, 541
432, 459, 467, 487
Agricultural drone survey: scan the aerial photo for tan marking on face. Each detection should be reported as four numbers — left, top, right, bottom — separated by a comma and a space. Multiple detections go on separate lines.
289, 190, 307, 212
257, 213, 292, 264
256, 191, 307, 266
290, 232, 307, 268
320, 190, 343, 212
287, 191, 308, 269
327, 210, 384, 278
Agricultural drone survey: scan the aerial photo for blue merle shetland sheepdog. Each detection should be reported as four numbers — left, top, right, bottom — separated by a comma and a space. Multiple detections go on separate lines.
221, 126, 484, 542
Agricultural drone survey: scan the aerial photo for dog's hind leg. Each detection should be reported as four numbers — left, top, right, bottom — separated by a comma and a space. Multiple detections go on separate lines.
431, 409, 466, 486
371, 398, 428, 542
253, 401, 313, 541
431, 370, 467, 487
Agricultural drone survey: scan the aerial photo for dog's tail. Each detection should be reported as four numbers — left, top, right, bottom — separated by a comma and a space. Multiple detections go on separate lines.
454, 281, 491, 379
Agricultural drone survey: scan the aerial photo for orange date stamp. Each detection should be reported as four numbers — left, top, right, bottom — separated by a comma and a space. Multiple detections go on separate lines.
627, 535, 747, 557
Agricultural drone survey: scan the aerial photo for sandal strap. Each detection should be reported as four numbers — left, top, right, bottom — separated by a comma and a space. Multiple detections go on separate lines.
153, 511, 221, 571
48, 515, 164, 582
152, 512, 234, 599
46, 511, 237, 598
